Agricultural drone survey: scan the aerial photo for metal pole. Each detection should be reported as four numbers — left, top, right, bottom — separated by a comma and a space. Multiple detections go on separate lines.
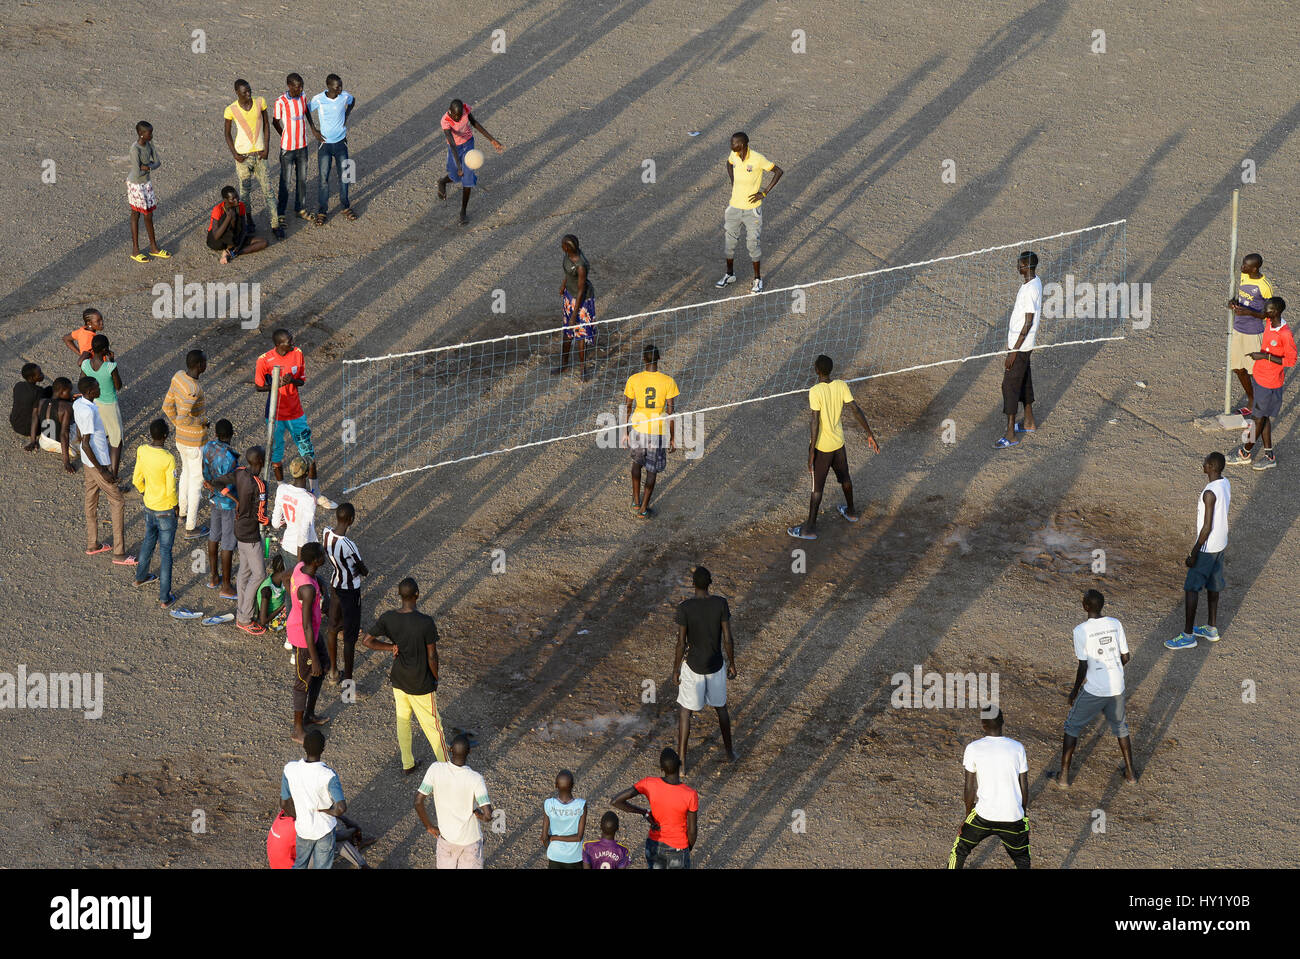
1223, 189, 1239, 416
263, 365, 280, 484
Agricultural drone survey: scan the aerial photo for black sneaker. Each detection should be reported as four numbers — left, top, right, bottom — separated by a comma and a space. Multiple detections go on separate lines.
273, 226, 286, 239
183, 525, 209, 540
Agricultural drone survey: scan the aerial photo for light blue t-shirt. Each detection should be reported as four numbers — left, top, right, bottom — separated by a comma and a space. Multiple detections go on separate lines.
310, 90, 354, 143
544, 796, 586, 863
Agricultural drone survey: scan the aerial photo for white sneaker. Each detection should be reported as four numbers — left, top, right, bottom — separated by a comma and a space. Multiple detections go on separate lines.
316, 493, 338, 509
715, 273, 736, 288
751, 278, 764, 293
284, 640, 293, 651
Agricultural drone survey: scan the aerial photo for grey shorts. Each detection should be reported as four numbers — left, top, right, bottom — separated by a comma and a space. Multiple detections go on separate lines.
1184, 549, 1225, 593
724, 204, 762, 260
208, 506, 237, 552
630, 432, 668, 474
1064, 688, 1129, 738
1252, 382, 1283, 419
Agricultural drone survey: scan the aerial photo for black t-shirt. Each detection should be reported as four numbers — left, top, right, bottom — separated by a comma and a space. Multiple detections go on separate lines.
371, 609, 439, 695
675, 595, 731, 675
11, 381, 51, 435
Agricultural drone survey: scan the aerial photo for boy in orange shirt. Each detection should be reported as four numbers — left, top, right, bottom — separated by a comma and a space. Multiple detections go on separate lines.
1228, 297, 1296, 471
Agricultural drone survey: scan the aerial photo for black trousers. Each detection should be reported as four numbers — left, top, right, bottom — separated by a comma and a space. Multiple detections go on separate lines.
329, 587, 362, 650
1001, 352, 1034, 416
949, 810, 1031, 868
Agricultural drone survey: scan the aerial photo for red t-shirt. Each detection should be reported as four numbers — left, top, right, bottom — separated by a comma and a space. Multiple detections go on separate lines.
440, 104, 474, 145
208, 200, 247, 231
267, 811, 297, 868
635, 776, 698, 850
255, 347, 306, 421
1252, 320, 1297, 390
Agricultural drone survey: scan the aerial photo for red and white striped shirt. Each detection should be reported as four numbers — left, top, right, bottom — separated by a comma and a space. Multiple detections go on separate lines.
274, 92, 310, 151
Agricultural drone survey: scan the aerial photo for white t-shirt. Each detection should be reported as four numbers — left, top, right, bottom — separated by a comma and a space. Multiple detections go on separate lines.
1197, 478, 1230, 553
962, 735, 1028, 821
418, 762, 490, 846
1007, 276, 1043, 351
282, 759, 343, 841
273, 483, 318, 555
72, 396, 110, 468
1073, 616, 1129, 697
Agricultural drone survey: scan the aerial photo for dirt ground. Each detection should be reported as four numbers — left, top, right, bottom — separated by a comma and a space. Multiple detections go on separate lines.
1, 0, 1297, 868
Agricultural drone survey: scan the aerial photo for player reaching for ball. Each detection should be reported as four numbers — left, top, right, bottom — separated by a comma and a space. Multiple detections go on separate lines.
788, 354, 879, 540
436, 99, 503, 226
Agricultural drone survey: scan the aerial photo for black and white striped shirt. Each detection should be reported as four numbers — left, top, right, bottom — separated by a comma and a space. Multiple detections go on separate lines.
321, 527, 364, 590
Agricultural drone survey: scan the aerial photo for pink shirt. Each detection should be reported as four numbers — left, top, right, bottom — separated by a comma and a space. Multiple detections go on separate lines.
440, 105, 473, 146
286, 563, 322, 649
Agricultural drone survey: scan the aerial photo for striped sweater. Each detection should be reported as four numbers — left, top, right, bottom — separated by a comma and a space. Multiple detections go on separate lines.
162, 370, 207, 447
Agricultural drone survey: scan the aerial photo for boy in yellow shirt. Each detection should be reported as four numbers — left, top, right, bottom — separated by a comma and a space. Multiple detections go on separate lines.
133, 419, 181, 608
622, 344, 680, 518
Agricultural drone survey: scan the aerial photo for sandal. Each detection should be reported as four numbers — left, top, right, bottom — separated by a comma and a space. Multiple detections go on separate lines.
130, 252, 149, 263
150, 248, 171, 259
112, 554, 139, 566
436, 184, 447, 201
342, 208, 357, 221
312, 213, 327, 226
85, 543, 112, 556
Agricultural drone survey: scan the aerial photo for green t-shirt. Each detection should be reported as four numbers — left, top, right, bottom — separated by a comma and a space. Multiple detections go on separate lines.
259, 573, 286, 614
80, 357, 118, 404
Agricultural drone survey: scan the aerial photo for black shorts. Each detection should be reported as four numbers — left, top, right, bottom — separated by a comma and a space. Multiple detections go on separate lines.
206, 215, 247, 251
812, 445, 849, 493
1002, 352, 1034, 415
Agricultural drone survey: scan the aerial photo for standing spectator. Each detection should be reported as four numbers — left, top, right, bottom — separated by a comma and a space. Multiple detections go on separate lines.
996, 251, 1042, 449
1228, 296, 1296, 471
202, 419, 240, 598
1226, 253, 1274, 417
24, 376, 75, 467
715, 131, 782, 294
254, 328, 335, 506
131, 418, 180, 609
541, 770, 587, 869
272, 73, 322, 231
309, 74, 356, 224
287, 542, 330, 743
670, 566, 737, 774
552, 234, 596, 379
322, 502, 368, 684
435, 98, 504, 226
582, 813, 631, 870
1055, 590, 1137, 788
74, 376, 131, 563
949, 709, 1030, 869
11, 363, 50, 438
126, 121, 169, 262
63, 308, 104, 359
279, 729, 346, 869
223, 79, 282, 236
272, 456, 319, 567
788, 354, 880, 540
210, 445, 270, 636
612, 748, 698, 869
622, 344, 679, 518
361, 578, 448, 770
80, 334, 124, 476
206, 186, 268, 263
1168, 452, 1231, 649
414, 734, 493, 869
162, 349, 209, 539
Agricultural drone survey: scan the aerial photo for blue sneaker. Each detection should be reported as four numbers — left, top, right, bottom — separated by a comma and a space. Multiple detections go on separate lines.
1165, 632, 1198, 650
1192, 625, 1220, 642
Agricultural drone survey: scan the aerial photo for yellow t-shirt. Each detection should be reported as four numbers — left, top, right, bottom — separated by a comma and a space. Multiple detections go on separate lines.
224, 97, 267, 153
809, 379, 854, 453
133, 443, 178, 511
728, 149, 775, 210
624, 370, 680, 436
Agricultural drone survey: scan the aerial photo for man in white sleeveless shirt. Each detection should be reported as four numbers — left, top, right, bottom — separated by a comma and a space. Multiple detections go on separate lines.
1168, 452, 1230, 649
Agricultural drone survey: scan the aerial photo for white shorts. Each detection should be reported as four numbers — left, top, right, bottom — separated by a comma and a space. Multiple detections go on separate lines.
677, 660, 727, 710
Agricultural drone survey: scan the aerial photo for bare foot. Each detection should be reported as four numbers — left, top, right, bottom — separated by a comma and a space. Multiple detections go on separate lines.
1050, 770, 1069, 790
726, 749, 738, 762
291, 728, 306, 744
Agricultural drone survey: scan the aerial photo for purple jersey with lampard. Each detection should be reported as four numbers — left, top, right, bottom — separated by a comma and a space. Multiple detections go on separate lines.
582, 838, 630, 869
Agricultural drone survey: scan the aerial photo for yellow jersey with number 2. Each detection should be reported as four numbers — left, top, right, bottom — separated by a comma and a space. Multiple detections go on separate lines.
625, 370, 680, 436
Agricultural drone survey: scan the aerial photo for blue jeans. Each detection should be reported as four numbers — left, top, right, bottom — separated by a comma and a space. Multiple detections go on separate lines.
277, 147, 309, 216
268, 415, 315, 466
136, 508, 177, 602
645, 838, 691, 869
318, 140, 350, 213
294, 830, 337, 869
